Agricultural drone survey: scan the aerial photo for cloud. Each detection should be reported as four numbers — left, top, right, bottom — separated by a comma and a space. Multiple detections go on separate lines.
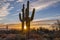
7, 0, 14, 1
2, 0, 14, 2
34, 15, 60, 21
40, 16, 60, 20
30, 0, 60, 11
8, 6, 14, 11
16, 0, 23, 2
0, 17, 4, 20
0, 2, 10, 20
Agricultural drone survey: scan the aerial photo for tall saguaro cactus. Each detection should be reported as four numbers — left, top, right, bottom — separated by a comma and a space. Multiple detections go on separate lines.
19, 1, 35, 33
19, 4, 25, 32
25, 1, 35, 39
25, 1, 35, 32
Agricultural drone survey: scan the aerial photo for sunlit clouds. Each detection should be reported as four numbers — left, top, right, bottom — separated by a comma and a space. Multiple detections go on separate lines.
0, 3, 10, 20
16, 0, 23, 2
30, 0, 60, 11
0, 0, 60, 23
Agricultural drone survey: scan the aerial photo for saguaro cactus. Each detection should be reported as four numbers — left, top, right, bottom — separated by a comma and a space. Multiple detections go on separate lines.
19, 4, 25, 32
19, 1, 35, 33
25, 1, 35, 39
57, 20, 60, 30
6, 25, 8, 30
25, 1, 35, 33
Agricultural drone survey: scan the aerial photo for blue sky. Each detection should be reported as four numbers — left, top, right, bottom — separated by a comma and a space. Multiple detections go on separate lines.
0, 0, 60, 24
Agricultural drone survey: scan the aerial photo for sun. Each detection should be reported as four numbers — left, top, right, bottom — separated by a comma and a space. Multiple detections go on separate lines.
24, 26, 27, 30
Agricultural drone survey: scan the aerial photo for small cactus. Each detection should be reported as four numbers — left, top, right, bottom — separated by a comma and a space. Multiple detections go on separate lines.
6, 25, 8, 30
56, 19, 60, 30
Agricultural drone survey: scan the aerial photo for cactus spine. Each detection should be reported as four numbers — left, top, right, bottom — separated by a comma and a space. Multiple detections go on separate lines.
19, 1, 35, 32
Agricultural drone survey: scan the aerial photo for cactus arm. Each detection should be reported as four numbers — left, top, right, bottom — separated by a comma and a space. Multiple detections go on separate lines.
22, 4, 25, 21
19, 13, 23, 22
30, 8, 35, 21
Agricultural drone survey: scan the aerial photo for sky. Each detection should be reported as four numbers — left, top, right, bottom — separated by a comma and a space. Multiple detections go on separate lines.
0, 0, 60, 24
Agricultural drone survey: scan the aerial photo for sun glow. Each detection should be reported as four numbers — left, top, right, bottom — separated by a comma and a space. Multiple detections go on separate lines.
24, 26, 27, 30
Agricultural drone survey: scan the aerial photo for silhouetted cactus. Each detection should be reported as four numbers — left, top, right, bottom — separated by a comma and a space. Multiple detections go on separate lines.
25, 1, 35, 39
6, 25, 8, 30
19, 1, 35, 32
25, 1, 35, 32
56, 19, 60, 30
19, 4, 25, 32
19, 1, 35, 39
